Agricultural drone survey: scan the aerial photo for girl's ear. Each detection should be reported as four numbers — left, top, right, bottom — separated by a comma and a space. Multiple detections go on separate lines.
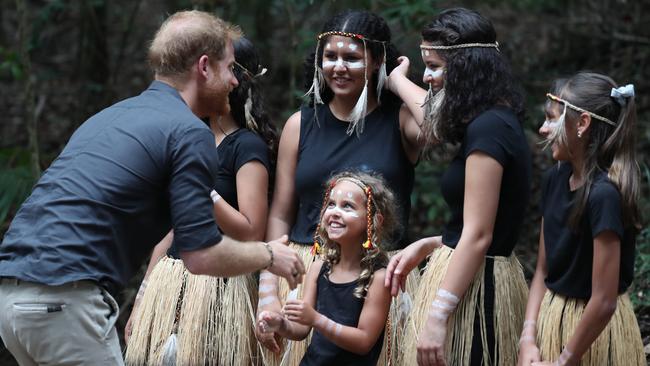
577, 111, 592, 137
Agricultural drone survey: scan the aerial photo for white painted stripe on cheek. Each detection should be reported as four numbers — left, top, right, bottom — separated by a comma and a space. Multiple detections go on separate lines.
326, 206, 360, 218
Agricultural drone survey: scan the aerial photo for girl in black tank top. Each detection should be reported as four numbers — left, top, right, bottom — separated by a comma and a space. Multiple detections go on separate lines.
256, 10, 426, 359
258, 172, 398, 365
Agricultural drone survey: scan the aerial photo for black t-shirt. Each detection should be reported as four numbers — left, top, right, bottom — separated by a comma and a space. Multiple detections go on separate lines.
0, 81, 222, 291
214, 128, 270, 210
541, 162, 635, 299
300, 263, 385, 366
291, 103, 415, 249
440, 106, 532, 256
169, 128, 271, 259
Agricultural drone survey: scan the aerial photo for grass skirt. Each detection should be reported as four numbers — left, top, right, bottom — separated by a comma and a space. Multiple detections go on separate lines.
125, 257, 258, 365
400, 245, 528, 365
260, 243, 315, 366
537, 290, 645, 366
376, 249, 422, 366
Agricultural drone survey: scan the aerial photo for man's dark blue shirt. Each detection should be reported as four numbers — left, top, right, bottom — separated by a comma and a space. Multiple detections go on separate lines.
0, 81, 222, 291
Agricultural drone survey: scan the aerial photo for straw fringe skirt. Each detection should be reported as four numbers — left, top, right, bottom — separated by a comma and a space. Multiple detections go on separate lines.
376, 249, 422, 366
400, 245, 528, 366
537, 290, 645, 366
259, 243, 315, 366
125, 257, 258, 366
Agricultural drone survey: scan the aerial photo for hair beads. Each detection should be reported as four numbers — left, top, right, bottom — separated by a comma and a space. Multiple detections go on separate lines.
362, 186, 374, 250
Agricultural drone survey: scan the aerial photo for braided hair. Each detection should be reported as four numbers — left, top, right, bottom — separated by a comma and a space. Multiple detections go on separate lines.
304, 10, 401, 108
313, 171, 399, 299
229, 37, 279, 170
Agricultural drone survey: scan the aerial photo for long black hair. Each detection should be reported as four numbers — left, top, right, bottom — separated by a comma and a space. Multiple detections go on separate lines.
304, 10, 401, 108
423, 7, 525, 143
229, 37, 279, 169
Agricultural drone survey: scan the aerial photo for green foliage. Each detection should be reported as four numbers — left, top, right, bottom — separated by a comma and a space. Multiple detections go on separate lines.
631, 227, 650, 310
0, 46, 23, 80
0, 149, 36, 229
409, 159, 449, 238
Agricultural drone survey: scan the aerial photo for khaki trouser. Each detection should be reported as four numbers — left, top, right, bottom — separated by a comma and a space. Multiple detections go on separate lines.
0, 278, 124, 366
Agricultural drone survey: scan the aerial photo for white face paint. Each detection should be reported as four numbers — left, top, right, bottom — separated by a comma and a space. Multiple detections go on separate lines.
348, 43, 358, 51
337, 189, 343, 196
346, 192, 353, 198
325, 205, 360, 219
325, 42, 331, 49
336, 41, 344, 48
424, 67, 444, 79
322, 59, 366, 70
542, 118, 560, 130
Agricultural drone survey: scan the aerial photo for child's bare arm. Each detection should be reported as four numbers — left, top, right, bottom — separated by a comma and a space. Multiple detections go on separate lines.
285, 268, 391, 354
261, 259, 323, 341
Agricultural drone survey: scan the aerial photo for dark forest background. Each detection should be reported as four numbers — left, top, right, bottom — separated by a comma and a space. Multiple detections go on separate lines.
1, 0, 649, 363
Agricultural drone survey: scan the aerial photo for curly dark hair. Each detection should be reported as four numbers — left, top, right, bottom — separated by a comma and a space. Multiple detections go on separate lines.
423, 8, 526, 143
229, 37, 279, 171
303, 10, 401, 108
314, 171, 399, 299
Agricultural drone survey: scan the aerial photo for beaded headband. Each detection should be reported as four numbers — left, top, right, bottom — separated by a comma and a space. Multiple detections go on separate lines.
318, 31, 385, 43
306, 30, 388, 137
311, 177, 377, 255
546, 93, 617, 127
420, 41, 500, 51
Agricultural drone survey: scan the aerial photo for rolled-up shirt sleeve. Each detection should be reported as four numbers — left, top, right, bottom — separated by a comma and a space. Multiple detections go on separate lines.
169, 127, 222, 252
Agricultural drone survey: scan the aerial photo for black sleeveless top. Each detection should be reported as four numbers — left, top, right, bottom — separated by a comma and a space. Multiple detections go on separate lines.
300, 263, 385, 366
291, 103, 414, 249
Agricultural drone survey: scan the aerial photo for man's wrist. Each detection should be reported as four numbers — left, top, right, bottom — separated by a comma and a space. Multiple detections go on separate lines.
262, 242, 274, 270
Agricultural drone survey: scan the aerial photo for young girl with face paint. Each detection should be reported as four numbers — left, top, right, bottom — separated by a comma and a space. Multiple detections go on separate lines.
257, 171, 396, 366
124, 37, 278, 366
517, 72, 644, 366
383, 8, 531, 366
256, 10, 425, 365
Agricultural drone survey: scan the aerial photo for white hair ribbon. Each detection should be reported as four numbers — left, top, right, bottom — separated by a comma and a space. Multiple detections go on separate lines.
610, 84, 634, 106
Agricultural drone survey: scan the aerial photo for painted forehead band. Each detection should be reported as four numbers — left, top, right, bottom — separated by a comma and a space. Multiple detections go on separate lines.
546, 93, 617, 127
307, 30, 388, 137
333, 177, 370, 193
420, 41, 499, 51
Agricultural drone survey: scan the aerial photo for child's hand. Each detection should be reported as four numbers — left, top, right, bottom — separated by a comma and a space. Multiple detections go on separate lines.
283, 299, 316, 326
256, 310, 285, 354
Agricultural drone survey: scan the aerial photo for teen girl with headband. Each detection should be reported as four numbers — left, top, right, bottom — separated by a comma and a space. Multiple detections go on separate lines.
384, 7, 531, 365
518, 72, 644, 366
124, 37, 277, 366
256, 9, 425, 365
258, 171, 396, 365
